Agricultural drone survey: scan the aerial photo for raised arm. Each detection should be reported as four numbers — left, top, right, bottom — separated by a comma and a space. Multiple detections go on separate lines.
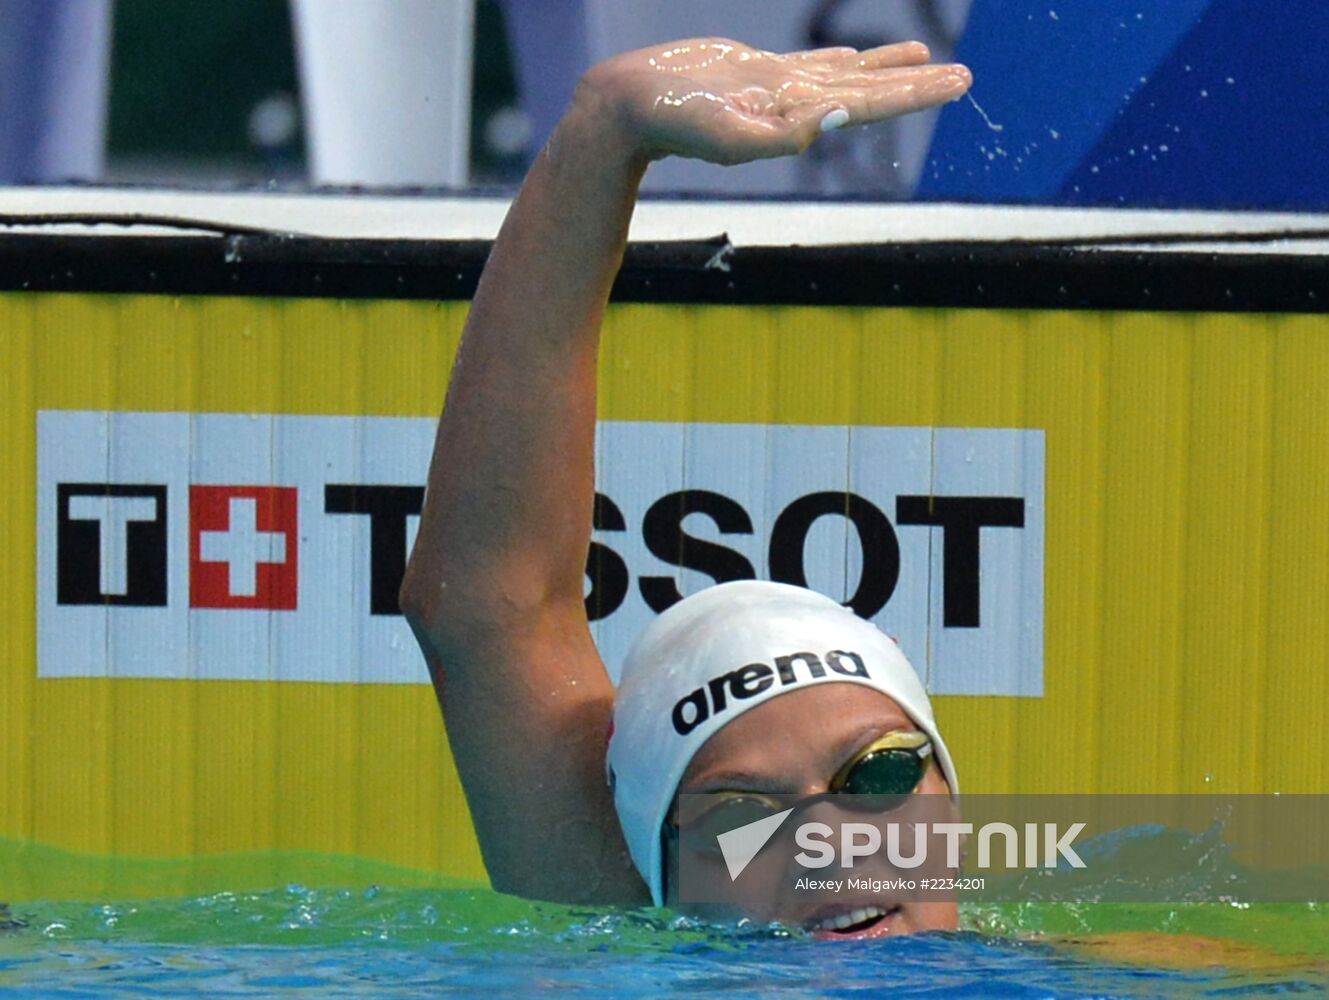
399, 38, 972, 904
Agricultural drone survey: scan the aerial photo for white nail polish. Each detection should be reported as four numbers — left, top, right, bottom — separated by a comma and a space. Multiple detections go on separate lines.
819, 109, 850, 132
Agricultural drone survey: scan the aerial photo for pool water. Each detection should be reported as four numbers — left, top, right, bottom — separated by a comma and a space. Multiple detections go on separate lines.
2, 887, 1326, 998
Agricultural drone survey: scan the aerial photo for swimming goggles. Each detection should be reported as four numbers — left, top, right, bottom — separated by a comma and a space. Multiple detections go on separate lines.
667, 730, 934, 850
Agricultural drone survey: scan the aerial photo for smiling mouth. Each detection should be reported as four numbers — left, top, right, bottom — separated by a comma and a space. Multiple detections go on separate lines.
808, 904, 898, 935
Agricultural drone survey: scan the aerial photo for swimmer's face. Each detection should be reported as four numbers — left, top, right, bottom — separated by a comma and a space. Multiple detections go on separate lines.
664, 684, 957, 940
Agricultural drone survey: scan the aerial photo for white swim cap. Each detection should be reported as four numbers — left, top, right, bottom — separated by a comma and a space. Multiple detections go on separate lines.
606, 580, 957, 906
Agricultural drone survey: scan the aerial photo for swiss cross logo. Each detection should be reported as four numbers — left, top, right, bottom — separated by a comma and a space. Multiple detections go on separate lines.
189, 486, 298, 610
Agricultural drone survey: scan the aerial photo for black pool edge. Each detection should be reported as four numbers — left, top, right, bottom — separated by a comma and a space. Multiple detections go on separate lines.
0, 231, 1325, 314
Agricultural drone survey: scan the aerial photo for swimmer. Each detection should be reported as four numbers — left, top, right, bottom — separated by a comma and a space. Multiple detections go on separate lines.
393, 40, 1325, 964
399, 35, 971, 940
399, 38, 1328, 968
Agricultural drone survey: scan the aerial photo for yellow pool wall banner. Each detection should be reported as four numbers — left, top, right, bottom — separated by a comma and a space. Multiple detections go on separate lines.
3, 290, 1328, 901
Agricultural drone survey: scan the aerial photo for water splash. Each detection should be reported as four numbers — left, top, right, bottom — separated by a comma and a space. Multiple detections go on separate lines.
966, 94, 1005, 133
1, 872, 1327, 997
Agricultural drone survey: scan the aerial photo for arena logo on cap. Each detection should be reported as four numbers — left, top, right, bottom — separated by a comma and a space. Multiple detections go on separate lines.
672, 649, 867, 735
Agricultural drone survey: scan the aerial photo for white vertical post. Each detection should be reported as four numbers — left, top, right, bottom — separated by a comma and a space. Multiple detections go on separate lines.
291, 0, 476, 187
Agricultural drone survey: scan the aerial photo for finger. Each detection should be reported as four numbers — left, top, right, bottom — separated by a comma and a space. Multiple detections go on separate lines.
785, 45, 859, 64
788, 41, 930, 72
802, 63, 951, 91
855, 40, 931, 70
827, 64, 972, 122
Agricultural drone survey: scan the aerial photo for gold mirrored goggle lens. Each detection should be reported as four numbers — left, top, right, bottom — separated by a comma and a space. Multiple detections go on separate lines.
670, 731, 935, 856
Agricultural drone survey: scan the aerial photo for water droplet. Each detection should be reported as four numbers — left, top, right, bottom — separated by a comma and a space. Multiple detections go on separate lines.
966, 93, 1005, 132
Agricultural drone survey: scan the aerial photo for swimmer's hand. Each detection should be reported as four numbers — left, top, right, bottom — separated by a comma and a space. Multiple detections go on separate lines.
575, 37, 971, 166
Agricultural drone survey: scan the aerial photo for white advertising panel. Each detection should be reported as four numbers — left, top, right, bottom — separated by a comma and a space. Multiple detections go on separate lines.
38, 412, 1043, 694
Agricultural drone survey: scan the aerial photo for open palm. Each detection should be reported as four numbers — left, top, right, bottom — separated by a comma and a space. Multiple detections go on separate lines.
581, 37, 972, 166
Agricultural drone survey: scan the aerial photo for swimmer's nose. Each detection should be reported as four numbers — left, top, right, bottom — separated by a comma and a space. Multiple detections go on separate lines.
797, 796, 859, 829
